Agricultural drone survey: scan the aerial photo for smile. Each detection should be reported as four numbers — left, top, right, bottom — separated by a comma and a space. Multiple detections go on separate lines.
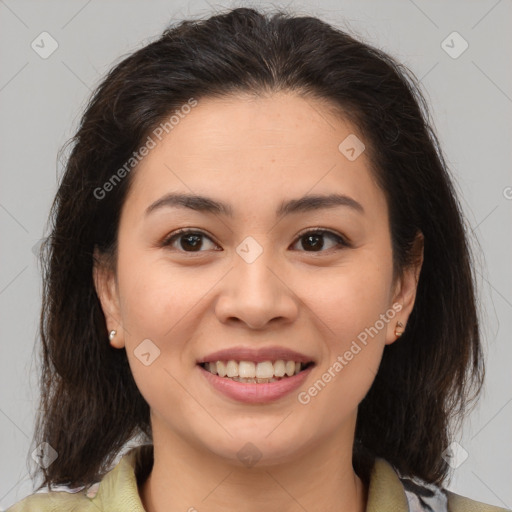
198, 360, 315, 403
199, 359, 314, 383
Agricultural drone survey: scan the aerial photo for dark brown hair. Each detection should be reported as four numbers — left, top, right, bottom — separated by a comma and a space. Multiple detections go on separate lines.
31, 6, 484, 491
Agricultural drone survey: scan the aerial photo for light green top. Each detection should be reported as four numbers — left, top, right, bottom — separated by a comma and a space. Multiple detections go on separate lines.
7, 445, 510, 511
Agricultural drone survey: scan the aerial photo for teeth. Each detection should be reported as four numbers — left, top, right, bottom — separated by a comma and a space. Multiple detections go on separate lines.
226, 360, 238, 378
216, 361, 226, 377
239, 361, 256, 378
203, 359, 309, 379
256, 361, 274, 379
274, 360, 285, 377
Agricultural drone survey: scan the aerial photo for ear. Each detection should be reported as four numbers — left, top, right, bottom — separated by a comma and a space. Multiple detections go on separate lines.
92, 246, 125, 349
385, 232, 424, 345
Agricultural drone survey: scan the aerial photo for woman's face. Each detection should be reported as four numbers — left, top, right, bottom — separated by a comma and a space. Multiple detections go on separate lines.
94, 91, 421, 467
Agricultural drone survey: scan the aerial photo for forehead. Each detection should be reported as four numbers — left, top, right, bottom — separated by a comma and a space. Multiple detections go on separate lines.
157, 91, 352, 154
122, 91, 384, 219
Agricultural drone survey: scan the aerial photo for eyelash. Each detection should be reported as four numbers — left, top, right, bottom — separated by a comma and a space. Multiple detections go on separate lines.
160, 228, 351, 254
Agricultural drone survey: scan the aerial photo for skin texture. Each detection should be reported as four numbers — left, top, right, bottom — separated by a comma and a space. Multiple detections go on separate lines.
93, 91, 423, 512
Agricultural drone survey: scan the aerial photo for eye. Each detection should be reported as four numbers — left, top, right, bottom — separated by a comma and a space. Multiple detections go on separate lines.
161, 228, 350, 254
290, 229, 350, 252
161, 229, 219, 252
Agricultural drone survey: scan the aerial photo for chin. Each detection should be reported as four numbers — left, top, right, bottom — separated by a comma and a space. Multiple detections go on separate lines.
198, 427, 315, 468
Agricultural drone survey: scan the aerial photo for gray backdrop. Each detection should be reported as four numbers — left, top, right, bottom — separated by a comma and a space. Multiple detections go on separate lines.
1, 0, 511, 509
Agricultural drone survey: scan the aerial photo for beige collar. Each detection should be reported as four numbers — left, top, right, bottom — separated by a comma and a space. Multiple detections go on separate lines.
366, 457, 410, 511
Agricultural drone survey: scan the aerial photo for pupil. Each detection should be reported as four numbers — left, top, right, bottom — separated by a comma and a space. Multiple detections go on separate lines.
182, 234, 202, 251
304, 233, 323, 251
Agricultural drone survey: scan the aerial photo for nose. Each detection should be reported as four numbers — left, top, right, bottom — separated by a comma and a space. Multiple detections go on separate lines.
214, 247, 299, 330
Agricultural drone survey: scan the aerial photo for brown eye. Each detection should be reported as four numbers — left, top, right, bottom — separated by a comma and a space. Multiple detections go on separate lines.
161, 228, 349, 254
162, 230, 219, 252
292, 230, 349, 252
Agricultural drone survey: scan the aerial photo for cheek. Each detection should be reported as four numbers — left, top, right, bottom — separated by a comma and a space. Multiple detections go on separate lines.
116, 250, 201, 337
113, 254, 204, 420
296, 274, 392, 430
306, 258, 394, 342
297, 254, 393, 404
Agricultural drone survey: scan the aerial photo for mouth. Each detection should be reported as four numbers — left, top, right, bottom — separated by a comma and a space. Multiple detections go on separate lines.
198, 360, 316, 384
197, 359, 316, 403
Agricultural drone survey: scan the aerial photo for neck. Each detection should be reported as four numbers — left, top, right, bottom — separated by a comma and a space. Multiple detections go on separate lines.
139, 420, 368, 512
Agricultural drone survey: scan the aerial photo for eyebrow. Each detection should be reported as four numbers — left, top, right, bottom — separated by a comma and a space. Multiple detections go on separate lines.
145, 192, 364, 218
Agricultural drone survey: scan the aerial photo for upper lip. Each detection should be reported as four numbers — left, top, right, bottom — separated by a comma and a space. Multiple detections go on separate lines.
197, 346, 316, 364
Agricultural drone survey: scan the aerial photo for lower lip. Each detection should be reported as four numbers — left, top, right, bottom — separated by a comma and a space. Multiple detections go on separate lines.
198, 364, 314, 404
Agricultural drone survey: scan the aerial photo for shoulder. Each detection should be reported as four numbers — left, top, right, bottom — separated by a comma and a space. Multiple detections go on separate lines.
6, 485, 97, 511
369, 457, 510, 512
7, 445, 148, 512
401, 475, 510, 512
445, 490, 511, 512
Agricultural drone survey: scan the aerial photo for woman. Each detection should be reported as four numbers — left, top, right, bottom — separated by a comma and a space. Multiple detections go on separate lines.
8, 7, 509, 512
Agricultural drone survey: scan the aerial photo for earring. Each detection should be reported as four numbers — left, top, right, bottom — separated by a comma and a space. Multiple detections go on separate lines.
109, 330, 117, 341
394, 321, 404, 338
